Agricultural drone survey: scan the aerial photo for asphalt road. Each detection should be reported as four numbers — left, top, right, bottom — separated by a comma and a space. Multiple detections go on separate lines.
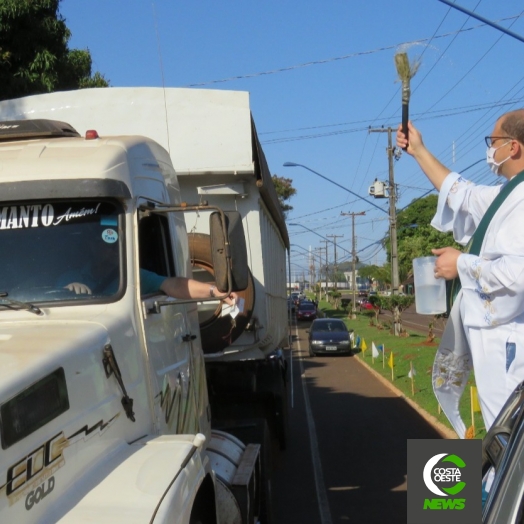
271, 319, 445, 524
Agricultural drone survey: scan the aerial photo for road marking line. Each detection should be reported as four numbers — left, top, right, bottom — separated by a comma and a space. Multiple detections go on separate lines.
294, 324, 333, 524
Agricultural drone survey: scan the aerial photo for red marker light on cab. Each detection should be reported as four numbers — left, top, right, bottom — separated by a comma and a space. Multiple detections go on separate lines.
85, 130, 99, 140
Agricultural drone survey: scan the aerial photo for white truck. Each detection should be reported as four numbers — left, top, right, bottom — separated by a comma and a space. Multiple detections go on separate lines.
0, 88, 290, 523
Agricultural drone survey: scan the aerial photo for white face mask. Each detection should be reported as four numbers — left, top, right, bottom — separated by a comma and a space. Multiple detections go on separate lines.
486, 140, 511, 175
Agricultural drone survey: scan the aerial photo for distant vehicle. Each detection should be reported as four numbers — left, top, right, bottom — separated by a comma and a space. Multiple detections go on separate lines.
307, 318, 353, 357
358, 290, 368, 298
296, 302, 317, 321
359, 300, 380, 312
355, 297, 366, 306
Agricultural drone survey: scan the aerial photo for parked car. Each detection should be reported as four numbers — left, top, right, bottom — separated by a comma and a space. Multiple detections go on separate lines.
307, 318, 353, 357
296, 302, 317, 321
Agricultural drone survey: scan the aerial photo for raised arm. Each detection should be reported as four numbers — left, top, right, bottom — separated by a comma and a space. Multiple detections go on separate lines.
396, 121, 451, 191
160, 276, 237, 305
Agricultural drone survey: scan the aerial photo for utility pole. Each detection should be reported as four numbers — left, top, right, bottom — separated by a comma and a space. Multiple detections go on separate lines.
313, 247, 323, 300
369, 126, 399, 295
327, 234, 343, 292
309, 247, 316, 290
323, 239, 329, 296
341, 211, 365, 318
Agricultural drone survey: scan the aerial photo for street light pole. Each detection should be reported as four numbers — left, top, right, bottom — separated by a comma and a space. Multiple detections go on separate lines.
437, 0, 524, 44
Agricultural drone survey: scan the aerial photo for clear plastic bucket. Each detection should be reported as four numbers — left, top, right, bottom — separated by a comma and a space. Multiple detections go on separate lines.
413, 256, 447, 315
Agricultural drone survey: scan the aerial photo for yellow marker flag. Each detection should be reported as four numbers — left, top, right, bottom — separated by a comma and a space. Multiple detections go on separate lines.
471, 386, 481, 413
361, 339, 367, 352
468, 386, 481, 438
387, 351, 394, 369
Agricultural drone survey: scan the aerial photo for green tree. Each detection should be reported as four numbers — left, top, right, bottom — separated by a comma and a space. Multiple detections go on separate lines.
328, 290, 341, 309
0, 0, 108, 101
358, 264, 390, 288
272, 175, 296, 216
384, 195, 463, 280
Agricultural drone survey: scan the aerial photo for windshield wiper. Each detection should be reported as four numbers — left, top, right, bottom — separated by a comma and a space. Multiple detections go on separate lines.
0, 292, 43, 316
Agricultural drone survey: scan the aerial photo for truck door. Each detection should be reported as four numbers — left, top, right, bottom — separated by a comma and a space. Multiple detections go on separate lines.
138, 208, 201, 435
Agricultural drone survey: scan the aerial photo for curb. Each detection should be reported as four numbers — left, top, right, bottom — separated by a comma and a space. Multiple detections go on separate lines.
354, 354, 458, 440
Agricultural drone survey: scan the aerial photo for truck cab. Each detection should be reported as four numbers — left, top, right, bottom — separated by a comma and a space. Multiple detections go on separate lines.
0, 119, 260, 523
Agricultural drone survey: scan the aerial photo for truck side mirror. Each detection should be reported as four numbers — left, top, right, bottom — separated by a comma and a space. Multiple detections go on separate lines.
209, 211, 249, 292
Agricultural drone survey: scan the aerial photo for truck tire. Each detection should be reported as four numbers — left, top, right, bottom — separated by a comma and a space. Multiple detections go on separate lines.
188, 233, 255, 353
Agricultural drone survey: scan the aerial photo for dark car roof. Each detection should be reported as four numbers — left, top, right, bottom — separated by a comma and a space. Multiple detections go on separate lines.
298, 303, 316, 310
310, 318, 348, 331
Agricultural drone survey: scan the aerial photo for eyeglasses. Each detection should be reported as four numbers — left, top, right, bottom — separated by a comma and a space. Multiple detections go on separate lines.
485, 136, 514, 147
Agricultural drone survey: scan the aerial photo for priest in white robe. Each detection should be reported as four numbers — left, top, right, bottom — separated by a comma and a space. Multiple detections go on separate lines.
396, 109, 524, 436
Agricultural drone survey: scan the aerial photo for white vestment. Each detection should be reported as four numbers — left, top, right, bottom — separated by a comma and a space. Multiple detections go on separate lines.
431, 172, 524, 436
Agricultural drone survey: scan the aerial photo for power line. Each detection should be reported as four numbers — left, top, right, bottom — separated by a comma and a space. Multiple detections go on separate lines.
183, 15, 523, 88
261, 98, 524, 145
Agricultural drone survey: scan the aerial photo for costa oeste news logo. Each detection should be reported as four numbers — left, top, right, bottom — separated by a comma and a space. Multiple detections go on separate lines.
423, 453, 466, 509
407, 439, 481, 524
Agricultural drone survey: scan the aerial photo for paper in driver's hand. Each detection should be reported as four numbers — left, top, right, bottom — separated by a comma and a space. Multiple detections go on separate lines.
222, 297, 245, 318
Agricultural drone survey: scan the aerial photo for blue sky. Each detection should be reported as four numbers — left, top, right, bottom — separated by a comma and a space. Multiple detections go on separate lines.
60, 1, 524, 280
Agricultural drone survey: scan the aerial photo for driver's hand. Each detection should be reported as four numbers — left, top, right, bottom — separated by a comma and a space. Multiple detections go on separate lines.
223, 292, 238, 306
64, 282, 92, 295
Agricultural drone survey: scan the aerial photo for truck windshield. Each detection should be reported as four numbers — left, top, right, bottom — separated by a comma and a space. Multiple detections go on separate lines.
0, 200, 123, 305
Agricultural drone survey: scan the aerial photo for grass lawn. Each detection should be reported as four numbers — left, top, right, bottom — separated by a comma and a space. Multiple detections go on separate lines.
316, 300, 486, 440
